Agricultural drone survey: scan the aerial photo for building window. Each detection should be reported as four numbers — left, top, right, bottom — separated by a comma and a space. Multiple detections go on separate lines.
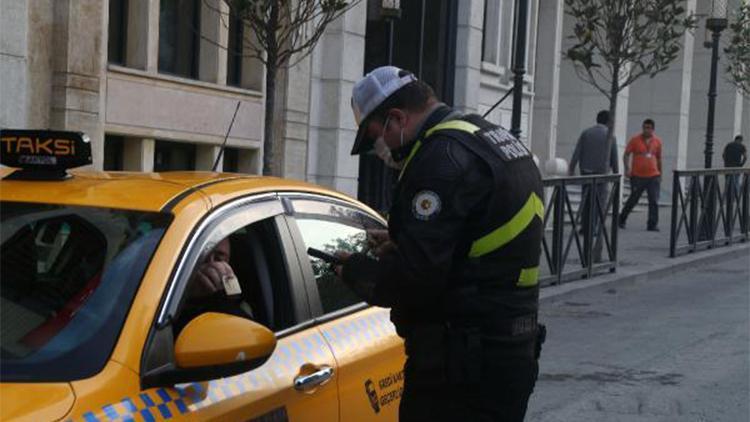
482, 0, 501, 66
158, 0, 201, 79
520, 0, 538, 76
225, 11, 263, 91
227, 12, 244, 87
108, 0, 128, 65
103, 135, 124, 171
482, 0, 514, 70
154, 140, 196, 171
222, 147, 239, 172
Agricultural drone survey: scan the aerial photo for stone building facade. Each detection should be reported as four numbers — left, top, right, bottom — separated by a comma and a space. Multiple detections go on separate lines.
2, 0, 748, 204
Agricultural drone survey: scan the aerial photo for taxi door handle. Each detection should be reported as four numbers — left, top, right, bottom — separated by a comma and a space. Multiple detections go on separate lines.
294, 366, 334, 391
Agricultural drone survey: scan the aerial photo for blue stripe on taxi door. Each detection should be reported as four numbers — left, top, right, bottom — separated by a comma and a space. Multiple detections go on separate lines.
69, 327, 343, 421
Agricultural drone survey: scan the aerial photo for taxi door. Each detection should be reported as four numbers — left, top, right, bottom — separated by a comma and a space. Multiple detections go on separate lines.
130, 197, 340, 421
315, 307, 405, 420
284, 194, 406, 421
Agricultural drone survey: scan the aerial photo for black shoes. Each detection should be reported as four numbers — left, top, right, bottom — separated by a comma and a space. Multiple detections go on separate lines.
617, 216, 658, 231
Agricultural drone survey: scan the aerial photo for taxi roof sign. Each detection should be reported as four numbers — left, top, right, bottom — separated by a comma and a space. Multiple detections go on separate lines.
1, 129, 92, 180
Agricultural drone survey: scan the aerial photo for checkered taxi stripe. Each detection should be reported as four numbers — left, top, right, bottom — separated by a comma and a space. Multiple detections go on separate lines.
70, 308, 394, 421
319, 308, 396, 353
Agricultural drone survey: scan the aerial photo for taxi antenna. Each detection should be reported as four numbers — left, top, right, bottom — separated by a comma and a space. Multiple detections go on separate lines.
212, 101, 242, 172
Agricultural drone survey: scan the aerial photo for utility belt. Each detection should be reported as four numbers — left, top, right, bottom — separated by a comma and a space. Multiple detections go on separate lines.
449, 313, 539, 338
403, 318, 546, 387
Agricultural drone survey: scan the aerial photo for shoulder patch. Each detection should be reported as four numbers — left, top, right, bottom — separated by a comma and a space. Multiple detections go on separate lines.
475, 126, 531, 162
412, 190, 442, 221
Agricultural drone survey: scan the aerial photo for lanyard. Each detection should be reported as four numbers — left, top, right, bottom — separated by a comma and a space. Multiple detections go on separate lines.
639, 137, 655, 157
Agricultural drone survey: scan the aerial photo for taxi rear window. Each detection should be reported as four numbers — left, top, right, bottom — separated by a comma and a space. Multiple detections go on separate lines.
0, 202, 171, 381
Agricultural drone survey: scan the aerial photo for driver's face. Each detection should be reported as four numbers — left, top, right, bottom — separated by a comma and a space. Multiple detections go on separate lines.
206, 238, 231, 263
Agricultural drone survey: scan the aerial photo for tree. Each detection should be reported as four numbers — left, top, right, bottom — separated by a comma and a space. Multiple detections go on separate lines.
725, 2, 750, 97
211, 0, 356, 176
564, 0, 696, 169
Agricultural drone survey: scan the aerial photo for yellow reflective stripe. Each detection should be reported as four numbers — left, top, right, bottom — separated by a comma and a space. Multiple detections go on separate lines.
468, 192, 544, 258
398, 120, 480, 181
398, 139, 423, 181
517, 266, 539, 287
425, 120, 481, 138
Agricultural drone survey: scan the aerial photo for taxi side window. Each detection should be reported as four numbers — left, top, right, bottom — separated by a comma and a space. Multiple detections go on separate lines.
1, 215, 106, 315
175, 217, 295, 333
1, 215, 107, 359
291, 199, 384, 314
1, 203, 170, 381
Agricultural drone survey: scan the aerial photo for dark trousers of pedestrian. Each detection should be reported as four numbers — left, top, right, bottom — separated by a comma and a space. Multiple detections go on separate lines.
725, 173, 744, 202
399, 330, 539, 422
619, 176, 660, 229
580, 175, 609, 262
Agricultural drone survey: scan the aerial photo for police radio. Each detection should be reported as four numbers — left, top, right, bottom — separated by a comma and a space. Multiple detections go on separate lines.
307, 247, 342, 265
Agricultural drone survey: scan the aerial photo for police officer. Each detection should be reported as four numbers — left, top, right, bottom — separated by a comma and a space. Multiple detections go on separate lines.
335, 66, 545, 421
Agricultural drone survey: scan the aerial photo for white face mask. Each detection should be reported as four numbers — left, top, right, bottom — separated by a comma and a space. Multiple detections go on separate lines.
375, 137, 403, 169
374, 116, 404, 169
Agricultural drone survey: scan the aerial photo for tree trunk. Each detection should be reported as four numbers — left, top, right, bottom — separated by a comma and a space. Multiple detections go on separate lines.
605, 98, 617, 174
605, 69, 620, 176
262, 3, 280, 176
263, 63, 276, 176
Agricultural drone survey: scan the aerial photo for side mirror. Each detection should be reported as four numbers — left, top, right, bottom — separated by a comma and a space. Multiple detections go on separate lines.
141, 313, 277, 388
175, 312, 276, 369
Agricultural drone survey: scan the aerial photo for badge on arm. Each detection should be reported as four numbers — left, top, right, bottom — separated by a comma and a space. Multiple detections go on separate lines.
412, 190, 442, 221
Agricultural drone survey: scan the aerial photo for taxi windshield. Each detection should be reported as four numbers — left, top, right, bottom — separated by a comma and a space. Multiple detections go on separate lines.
0, 202, 171, 381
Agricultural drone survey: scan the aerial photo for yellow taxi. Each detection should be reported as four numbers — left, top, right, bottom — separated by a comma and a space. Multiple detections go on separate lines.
0, 130, 405, 421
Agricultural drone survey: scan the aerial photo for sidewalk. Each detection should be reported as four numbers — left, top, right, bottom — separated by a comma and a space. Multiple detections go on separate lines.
541, 206, 750, 302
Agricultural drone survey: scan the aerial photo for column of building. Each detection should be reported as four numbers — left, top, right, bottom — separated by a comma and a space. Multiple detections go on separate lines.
0, 1, 108, 167
530, 0, 563, 172
274, 55, 313, 181
453, 0, 484, 116
0, 0, 32, 129
306, 1, 368, 197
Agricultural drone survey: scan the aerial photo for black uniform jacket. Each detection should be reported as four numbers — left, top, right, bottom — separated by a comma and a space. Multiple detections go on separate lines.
343, 106, 543, 336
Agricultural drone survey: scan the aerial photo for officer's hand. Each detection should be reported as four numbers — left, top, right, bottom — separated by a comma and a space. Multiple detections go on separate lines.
373, 241, 396, 257
366, 229, 389, 248
333, 251, 351, 278
367, 229, 396, 257
189, 261, 235, 298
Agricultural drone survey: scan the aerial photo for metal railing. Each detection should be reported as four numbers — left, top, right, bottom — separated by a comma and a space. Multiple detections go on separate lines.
540, 174, 621, 286
669, 168, 750, 257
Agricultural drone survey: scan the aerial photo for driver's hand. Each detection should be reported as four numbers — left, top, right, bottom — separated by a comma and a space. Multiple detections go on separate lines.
189, 261, 235, 298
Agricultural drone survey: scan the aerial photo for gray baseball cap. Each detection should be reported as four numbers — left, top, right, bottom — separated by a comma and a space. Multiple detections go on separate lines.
350, 66, 417, 155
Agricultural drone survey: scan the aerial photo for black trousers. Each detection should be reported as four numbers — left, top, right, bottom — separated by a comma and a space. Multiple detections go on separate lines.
620, 176, 660, 229
580, 174, 609, 262
399, 330, 539, 422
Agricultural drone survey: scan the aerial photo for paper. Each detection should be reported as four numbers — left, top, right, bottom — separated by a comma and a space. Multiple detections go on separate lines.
222, 275, 242, 296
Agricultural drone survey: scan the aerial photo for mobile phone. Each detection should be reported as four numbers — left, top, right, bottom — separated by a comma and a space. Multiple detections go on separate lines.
307, 247, 342, 265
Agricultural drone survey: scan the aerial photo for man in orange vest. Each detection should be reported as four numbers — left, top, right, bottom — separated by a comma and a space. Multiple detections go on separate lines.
619, 119, 662, 231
